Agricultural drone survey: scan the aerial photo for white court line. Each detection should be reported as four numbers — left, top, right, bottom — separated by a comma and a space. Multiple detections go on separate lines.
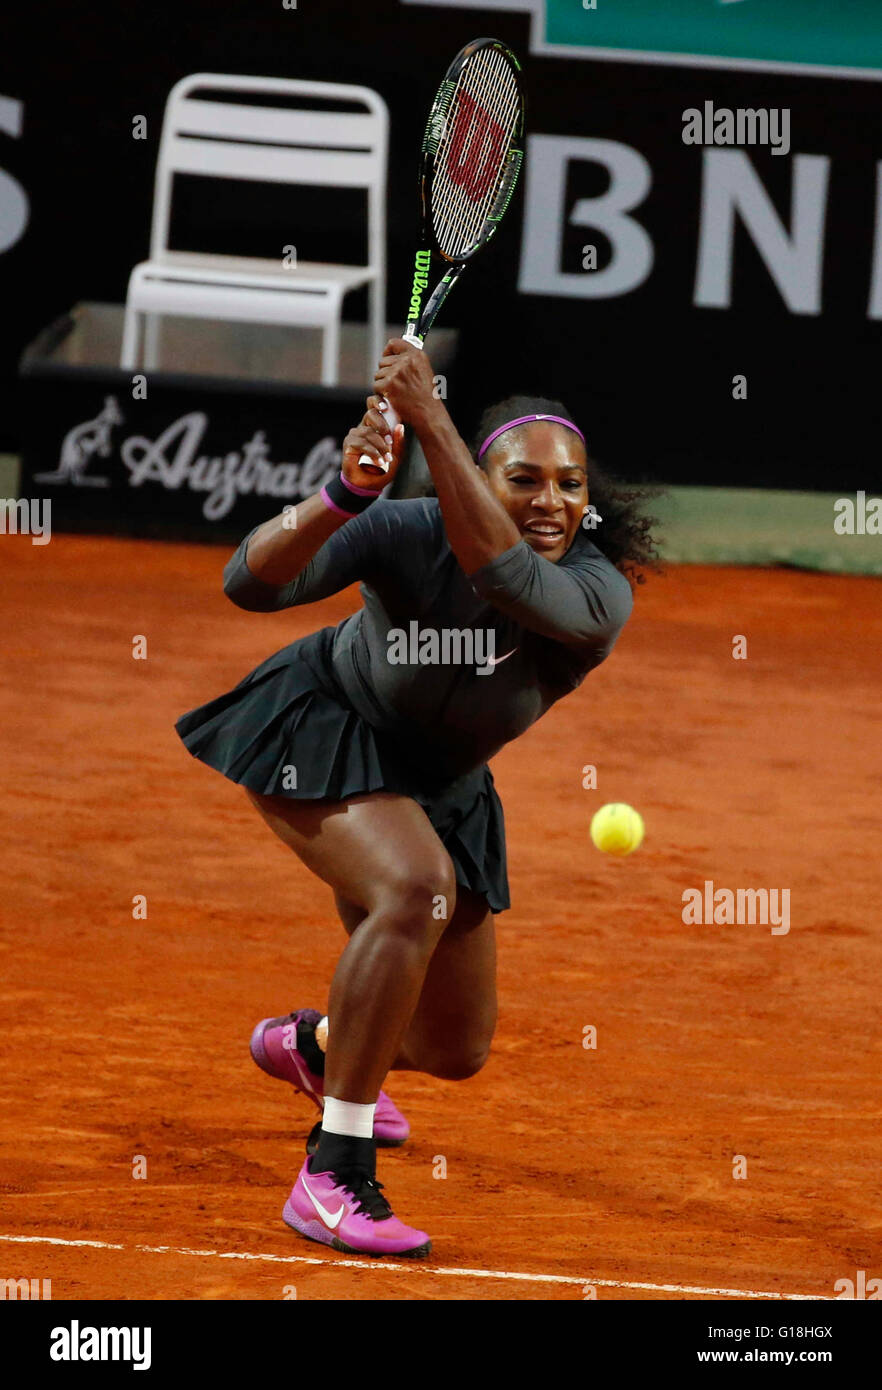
0, 1233, 829, 1299
0, 1235, 125, 1251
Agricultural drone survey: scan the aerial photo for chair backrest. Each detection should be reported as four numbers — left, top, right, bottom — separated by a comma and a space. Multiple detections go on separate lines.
150, 73, 388, 270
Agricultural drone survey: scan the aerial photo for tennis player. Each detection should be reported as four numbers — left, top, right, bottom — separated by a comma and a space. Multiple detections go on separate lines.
176, 338, 658, 1257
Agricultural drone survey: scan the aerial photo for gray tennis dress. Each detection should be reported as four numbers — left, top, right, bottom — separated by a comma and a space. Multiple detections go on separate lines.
175, 497, 633, 912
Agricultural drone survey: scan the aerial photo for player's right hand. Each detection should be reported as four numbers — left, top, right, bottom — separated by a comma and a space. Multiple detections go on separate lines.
341, 398, 406, 492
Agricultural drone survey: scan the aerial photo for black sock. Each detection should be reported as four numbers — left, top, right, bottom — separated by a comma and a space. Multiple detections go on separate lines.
296, 1012, 325, 1076
310, 1131, 376, 1179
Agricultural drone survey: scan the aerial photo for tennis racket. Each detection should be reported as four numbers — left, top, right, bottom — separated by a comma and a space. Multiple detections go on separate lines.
359, 35, 525, 473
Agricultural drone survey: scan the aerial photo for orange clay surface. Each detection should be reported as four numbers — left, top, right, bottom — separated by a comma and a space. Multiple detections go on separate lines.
1, 533, 880, 1301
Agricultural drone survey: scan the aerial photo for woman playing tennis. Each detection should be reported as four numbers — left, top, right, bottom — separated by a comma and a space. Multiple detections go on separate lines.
176, 338, 658, 1258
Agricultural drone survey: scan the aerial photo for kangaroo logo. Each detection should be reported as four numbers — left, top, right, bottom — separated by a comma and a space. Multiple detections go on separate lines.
34, 396, 123, 486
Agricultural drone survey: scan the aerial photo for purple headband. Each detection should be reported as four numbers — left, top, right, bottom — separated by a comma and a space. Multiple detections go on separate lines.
477, 413, 585, 462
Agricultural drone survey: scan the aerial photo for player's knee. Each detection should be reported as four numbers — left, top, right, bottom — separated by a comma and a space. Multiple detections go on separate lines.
432, 1040, 491, 1080
379, 856, 457, 939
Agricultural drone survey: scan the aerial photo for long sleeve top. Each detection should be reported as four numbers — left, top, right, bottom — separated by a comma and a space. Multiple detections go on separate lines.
223, 497, 633, 780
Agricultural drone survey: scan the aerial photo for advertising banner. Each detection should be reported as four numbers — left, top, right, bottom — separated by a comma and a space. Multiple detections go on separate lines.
4, 0, 881, 496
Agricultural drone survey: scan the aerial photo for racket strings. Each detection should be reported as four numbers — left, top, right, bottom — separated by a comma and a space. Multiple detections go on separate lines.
433, 48, 518, 251
431, 46, 520, 259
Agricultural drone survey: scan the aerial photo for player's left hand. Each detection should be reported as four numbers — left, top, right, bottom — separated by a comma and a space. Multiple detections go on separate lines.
373, 339, 442, 429
342, 401, 406, 491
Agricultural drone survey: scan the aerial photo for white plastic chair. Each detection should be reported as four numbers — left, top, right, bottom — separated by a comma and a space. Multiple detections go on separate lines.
121, 73, 388, 385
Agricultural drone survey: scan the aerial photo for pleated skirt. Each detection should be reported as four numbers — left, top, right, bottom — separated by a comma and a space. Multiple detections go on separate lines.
174, 626, 510, 912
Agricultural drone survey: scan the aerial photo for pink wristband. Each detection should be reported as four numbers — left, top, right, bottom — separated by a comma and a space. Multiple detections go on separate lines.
320, 485, 358, 519
339, 474, 380, 499
320, 471, 381, 519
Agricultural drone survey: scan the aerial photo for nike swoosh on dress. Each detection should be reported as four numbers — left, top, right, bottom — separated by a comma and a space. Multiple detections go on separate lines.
483, 647, 516, 669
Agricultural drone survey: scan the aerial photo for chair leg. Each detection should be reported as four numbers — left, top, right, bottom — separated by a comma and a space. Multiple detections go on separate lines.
320, 299, 341, 388
368, 277, 383, 382
144, 313, 161, 372
120, 305, 141, 370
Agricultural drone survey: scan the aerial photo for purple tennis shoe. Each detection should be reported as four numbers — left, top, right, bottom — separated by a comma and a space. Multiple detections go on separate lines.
249, 1008, 410, 1148
283, 1156, 431, 1258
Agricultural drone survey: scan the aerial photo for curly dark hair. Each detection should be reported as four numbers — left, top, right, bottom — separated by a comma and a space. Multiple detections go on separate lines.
472, 395, 663, 587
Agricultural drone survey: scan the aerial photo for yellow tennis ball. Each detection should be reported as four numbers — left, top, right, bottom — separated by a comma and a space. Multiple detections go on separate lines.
590, 802, 645, 857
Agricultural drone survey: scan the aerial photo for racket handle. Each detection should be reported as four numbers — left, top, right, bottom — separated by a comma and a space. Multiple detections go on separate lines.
358, 333, 424, 474
358, 399, 401, 475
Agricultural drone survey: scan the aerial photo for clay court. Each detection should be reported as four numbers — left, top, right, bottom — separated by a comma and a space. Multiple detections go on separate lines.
1, 532, 879, 1301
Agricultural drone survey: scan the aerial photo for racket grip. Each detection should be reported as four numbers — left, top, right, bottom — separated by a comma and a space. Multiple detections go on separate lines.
358, 332, 424, 473
358, 399, 401, 475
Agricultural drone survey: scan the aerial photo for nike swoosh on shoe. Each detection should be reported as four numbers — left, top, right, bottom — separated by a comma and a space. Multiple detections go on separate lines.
300, 1175, 345, 1230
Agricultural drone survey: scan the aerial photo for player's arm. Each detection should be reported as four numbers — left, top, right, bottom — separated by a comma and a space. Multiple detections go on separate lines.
372, 339, 521, 576
223, 408, 405, 611
373, 339, 631, 653
468, 543, 634, 653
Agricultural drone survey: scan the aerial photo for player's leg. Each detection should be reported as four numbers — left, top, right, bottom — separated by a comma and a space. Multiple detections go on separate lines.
245, 787, 456, 1104
334, 887, 497, 1080
247, 787, 457, 1254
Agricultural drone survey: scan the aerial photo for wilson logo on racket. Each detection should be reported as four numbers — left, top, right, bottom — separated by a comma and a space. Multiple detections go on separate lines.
409, 250, 433, 319
446, 92, 507, 202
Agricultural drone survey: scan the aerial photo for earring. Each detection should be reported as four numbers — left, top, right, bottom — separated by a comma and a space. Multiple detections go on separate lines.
581, 504, 603, 530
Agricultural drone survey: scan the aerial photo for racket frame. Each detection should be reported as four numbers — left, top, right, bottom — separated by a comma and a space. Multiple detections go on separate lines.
408, 36, 524, 341
360, 36, 524, 473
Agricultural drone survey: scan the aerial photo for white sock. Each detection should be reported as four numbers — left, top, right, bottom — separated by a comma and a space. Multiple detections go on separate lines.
323, 1096, 376, 1139
315, 1015, 329, 1052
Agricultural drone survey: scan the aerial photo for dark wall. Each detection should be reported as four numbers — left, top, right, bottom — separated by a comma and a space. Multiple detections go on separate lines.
3, 0, 880, 488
